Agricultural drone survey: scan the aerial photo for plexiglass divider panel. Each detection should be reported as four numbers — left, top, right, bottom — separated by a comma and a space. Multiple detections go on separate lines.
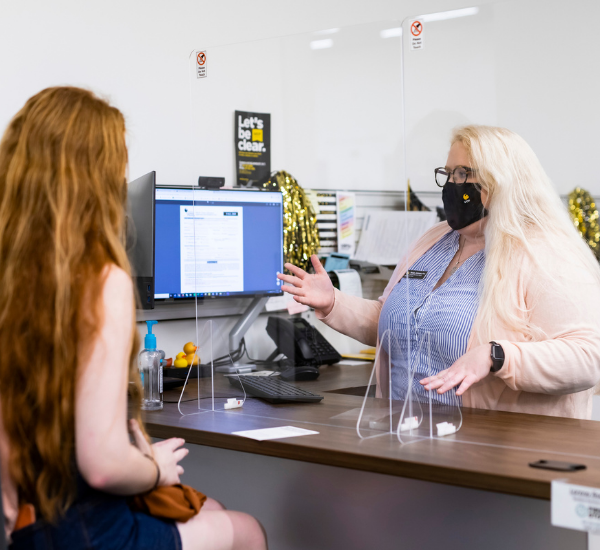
397, 1, 600, 466
396, 5, 501, 447
175, 7, 600, 477
357, 329, 425, 441
356, 331, 462, 443
175, 183, 219, 415
187, 23, 407, 433
175, 319, 214, 416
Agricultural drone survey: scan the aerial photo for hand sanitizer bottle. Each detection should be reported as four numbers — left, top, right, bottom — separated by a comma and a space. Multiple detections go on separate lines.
139, 320, 163, 411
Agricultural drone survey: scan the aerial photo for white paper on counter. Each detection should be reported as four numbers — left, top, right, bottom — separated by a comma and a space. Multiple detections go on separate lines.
333, 269, 362, 298
354, 211, 437, 265
232, 426, 320, 441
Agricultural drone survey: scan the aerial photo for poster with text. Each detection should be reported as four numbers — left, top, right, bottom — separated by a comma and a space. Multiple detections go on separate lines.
235, 110, 271, 186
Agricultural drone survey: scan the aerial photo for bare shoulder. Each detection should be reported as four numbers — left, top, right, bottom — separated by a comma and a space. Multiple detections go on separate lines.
97, 265, 135, 332
101, 264, 134, 304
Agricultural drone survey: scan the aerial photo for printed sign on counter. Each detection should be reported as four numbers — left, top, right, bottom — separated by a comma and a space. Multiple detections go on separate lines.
552, 481, 600, 533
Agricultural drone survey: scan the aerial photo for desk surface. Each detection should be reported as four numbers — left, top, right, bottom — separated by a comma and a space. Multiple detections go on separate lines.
143, 363, 600, 500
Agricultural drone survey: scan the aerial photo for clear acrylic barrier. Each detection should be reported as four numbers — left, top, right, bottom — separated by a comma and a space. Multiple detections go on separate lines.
174, 318, 214, 416
181, 7, 600, 470
175, 183, 223, 415
186, 22, 407, 433
356, 329, 422, 441
357, 330, 462, 443
397, 0, 600, 465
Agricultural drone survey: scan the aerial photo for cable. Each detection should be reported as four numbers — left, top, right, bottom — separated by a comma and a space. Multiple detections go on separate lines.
242, 338, 288, 368
208, 339, 246, 367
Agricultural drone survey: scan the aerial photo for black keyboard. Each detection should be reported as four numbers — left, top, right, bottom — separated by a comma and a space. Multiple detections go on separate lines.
227, 375, 324, 404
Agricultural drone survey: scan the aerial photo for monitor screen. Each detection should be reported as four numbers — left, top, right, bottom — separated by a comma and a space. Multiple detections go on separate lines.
154, 187, 283, 299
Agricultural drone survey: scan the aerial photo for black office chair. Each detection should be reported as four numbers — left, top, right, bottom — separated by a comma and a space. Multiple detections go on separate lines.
0, 459, 7, 550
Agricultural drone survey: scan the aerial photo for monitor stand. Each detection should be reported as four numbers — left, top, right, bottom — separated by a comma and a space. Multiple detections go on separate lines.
214, 296, 270, 373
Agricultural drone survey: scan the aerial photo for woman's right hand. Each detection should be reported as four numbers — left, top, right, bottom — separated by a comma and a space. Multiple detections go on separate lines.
277, 255, 335, 316
151, 438, 188, 486
130, 419, 189, 487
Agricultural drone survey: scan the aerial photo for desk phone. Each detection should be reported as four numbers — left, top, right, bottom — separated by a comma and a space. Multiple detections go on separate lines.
266, 317, 342, 367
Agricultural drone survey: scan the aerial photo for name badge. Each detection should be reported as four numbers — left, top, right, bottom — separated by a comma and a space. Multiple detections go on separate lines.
402, 270, 427, 280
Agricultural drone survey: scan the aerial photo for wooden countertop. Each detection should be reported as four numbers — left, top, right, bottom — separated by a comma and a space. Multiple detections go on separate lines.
142, 362, 600, 500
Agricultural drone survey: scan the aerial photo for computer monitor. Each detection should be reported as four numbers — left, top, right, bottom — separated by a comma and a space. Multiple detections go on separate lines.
126, 171, 156, 309
154, 187, 284, 301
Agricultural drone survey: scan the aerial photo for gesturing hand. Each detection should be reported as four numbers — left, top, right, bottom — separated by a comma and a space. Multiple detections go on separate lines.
130, 419, 189, 486
419, 344, 493, 396
277, 255, 335, 315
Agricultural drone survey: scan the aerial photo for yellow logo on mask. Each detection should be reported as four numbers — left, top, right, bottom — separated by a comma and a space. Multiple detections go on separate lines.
463, 194, 469, 201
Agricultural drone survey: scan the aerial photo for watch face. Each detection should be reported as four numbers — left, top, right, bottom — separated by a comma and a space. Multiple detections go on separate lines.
491, 342, 504, 360
490, 342, 504, 372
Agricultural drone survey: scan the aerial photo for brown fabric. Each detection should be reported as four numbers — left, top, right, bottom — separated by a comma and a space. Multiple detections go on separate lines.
130, 484, 207, 523
14, 503, 36, 531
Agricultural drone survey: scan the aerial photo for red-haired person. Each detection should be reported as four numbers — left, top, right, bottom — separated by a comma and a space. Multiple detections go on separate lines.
0, 87, 267, 550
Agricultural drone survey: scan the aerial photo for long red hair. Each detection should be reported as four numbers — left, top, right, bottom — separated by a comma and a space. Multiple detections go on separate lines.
0, 87, 141, 521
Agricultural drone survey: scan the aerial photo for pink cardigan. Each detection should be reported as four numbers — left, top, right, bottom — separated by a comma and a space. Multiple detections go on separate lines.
318, 222, 600, 419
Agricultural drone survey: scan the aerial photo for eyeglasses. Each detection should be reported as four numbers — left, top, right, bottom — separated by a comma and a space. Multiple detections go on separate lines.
434, 166, 477, 188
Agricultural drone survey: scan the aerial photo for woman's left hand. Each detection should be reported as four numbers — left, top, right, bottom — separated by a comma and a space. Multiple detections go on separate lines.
420, 344, 493, 396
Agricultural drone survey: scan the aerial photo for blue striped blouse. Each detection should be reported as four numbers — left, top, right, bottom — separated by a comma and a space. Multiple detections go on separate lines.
378, 230, 485, 405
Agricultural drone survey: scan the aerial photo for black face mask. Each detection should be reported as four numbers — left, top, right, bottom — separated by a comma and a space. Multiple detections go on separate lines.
442, 181, 488, 230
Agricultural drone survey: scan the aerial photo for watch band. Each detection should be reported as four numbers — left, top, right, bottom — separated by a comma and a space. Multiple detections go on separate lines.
489, 341, 505, 373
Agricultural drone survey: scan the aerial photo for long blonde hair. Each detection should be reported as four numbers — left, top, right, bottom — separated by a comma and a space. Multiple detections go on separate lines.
452, 125, 600, 342
0, 87, 142, 521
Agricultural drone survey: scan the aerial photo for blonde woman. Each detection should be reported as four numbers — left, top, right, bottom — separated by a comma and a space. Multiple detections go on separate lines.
0, 87, 266, 549
278, 125, 600, 419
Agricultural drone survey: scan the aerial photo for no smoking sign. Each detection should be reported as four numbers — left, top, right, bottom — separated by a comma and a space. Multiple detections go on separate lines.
196, 50, 207, 78
410, 20, 424, 50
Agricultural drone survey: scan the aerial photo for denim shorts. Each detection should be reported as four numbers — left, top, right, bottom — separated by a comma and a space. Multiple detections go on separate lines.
9, 488, 182, 550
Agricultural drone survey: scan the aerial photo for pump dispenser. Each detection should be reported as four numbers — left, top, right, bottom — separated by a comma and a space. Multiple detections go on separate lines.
139, 320, 163, 410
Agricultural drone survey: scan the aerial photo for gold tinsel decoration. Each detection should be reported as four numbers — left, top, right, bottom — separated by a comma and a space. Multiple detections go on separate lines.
568, 187, 600, 261
263, 171, 320, 271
